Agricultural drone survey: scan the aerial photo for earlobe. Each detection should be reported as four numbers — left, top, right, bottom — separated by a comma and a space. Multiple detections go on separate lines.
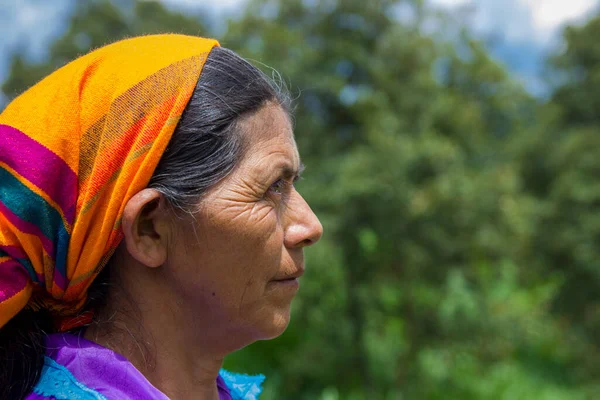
121, 189, 169, 268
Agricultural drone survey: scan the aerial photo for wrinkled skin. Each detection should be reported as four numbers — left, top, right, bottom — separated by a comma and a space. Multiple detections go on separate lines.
166, 102, 323, 341
86, 103, 322, 399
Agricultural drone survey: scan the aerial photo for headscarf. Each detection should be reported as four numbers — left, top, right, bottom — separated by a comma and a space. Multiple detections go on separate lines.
0, 34, 219, 328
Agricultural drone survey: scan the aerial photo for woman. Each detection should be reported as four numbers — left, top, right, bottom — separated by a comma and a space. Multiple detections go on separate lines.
0, 35, 322, 399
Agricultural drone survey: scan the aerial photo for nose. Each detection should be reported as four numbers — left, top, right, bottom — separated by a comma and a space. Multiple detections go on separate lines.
284, 191, 323, 249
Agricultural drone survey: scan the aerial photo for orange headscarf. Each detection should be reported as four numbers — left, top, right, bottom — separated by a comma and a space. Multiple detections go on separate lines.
0, 34, 219, 328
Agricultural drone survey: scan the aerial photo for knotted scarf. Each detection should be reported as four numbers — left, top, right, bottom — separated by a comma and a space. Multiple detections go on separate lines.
0, 34, 219, 328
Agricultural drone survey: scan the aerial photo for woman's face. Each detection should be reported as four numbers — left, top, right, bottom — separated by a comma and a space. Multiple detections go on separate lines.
166, 103, 322, 342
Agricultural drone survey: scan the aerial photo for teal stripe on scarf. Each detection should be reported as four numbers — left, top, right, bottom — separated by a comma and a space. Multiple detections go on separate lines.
0, 167, 70, 285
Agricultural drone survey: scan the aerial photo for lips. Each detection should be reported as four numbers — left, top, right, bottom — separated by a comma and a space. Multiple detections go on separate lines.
272, 268, 304, 282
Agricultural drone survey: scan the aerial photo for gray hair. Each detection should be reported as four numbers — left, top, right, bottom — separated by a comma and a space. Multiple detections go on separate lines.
149, 46, 292, 212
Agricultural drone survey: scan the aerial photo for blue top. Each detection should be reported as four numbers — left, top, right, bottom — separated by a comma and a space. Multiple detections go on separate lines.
26, 333, 264, 400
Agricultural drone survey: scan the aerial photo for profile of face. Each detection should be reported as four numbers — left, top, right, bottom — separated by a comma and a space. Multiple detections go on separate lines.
121, 103, 323, 349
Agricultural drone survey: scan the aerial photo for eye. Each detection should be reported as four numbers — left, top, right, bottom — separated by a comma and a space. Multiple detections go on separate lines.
268, 179, 289, 195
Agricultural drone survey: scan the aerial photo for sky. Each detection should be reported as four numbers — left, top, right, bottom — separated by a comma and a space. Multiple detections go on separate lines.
429, 0, 598, 94
0, 0, 598, 97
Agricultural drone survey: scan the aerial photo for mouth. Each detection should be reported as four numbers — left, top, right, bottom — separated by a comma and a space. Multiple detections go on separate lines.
272, 268, 305, 282
269, 268, 304, 288
269, 277, 300, 291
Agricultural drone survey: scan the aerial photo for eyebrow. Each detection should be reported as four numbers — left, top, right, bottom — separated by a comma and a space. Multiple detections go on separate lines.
279, 161, 305, 180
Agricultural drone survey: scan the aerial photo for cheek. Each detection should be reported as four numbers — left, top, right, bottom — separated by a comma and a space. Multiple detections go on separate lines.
211, 198, 282, 252
172, 200, 284, 300
225, 202, 285, 288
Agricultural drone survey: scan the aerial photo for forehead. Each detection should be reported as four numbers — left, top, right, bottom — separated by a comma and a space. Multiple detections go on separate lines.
238, 103, 299, 165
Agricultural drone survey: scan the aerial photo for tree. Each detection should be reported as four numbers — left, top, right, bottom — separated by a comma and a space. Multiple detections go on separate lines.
509, 15, 600, 395
223, 1, 591, 398
549, 16, 600, 127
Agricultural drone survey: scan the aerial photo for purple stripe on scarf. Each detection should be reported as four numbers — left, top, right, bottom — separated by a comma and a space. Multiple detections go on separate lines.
0, 244, 28, 259
0, 124, 77, 224
0, 246, 44, 284
0, 258, 29, 302
52, 266, 68, 292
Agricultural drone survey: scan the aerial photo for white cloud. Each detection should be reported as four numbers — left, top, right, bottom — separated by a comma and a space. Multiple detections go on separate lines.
520, 0, 597, 37
426, 0, 598, 95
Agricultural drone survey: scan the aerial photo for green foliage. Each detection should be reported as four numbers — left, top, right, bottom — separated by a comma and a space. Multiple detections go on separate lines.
3, 0, 600, 398
550, 16, 600, 127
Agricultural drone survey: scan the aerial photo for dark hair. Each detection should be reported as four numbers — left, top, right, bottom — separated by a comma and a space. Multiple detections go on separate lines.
0, 46, 292, 400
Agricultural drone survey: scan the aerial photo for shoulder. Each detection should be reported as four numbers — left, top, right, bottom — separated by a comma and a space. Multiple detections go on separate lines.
29, 361, 266, 400
30, 333, 265, 399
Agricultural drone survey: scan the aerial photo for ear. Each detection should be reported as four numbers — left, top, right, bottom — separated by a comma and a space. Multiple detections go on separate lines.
121, 189, 170, 268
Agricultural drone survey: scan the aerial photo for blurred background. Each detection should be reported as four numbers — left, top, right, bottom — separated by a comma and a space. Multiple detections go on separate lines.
2, 0, 600, 398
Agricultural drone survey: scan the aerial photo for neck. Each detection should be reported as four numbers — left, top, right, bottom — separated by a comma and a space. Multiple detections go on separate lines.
84, 275, 230, 400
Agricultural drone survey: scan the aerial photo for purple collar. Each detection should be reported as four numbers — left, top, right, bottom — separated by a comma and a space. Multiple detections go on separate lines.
31, 333, 234, 399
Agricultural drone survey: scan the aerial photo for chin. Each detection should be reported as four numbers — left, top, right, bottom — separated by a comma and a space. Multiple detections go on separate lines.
258, 307, 292, 340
